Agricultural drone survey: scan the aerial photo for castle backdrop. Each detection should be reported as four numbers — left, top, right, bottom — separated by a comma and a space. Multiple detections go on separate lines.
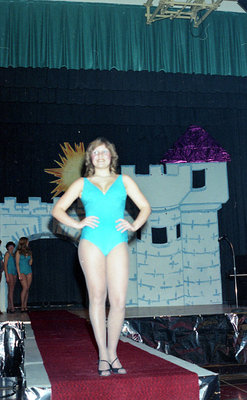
0, 127, 230, 310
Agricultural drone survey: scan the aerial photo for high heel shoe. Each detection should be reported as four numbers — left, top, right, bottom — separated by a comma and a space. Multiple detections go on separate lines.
98, 360, 111, 377
7, 308, 15, 313
110, 357, 127, 374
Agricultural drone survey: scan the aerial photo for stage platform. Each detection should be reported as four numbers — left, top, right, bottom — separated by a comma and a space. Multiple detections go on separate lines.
1, 304, 246, 399
70, 303, 246, 319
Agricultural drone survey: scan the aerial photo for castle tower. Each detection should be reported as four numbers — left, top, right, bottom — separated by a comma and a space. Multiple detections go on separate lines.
123, 125, 230, 307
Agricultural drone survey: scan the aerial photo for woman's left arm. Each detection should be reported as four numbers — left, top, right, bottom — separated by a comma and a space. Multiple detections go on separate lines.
15, 251, 22, 280
117, 175, 151, 233
29, 254, 33, 266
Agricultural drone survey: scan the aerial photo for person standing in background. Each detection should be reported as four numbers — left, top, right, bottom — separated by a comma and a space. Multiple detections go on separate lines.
15, 237, 33, 313
4, 241, 17, 313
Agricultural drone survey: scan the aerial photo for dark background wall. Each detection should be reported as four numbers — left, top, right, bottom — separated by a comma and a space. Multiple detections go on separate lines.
1, 68, 247, 305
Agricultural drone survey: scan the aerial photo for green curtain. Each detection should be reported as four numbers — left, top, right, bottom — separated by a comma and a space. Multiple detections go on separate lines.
0, 0, 247, 75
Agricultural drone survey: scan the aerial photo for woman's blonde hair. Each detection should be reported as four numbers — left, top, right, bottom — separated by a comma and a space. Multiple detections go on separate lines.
16, 237, 32, 256
84, 138, 118, 177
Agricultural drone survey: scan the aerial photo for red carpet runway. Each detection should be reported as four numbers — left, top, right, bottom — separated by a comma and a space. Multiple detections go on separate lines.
29, 310, 199, 400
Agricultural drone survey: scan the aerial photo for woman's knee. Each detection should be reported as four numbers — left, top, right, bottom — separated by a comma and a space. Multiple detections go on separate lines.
8, 281, 15, 289
8, 285, 15, 293
88, 288, 107, 305
109, 296, 126, 311
20, 282, 28, 291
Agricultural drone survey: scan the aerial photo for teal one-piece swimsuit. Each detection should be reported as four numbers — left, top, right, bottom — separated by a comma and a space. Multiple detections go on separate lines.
7, 253, 17, 275
80, 175, 128, 256
19, 254, 32, 275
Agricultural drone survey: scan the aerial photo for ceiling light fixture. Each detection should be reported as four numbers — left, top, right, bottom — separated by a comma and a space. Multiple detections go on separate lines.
144, 0, 224, 27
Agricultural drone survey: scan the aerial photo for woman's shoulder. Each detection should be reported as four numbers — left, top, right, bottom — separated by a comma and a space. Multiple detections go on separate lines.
64, 177, 85, 198
72, 177, 84, 186
121, 174, 135, 185
72, 177, 85, 198
71, 177, 85, 191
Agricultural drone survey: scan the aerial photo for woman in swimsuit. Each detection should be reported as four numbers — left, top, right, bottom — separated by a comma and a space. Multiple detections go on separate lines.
4, 241, 17, 313
15, 237, 33, 312
52, 138, 151, 376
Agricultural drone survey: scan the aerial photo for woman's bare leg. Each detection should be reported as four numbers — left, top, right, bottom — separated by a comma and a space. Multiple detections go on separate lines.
20, 275, 28, 310
107, 242, 129, 373
23, 273, 32, 309
78, 240, 109, 375
8, 274, 17, 310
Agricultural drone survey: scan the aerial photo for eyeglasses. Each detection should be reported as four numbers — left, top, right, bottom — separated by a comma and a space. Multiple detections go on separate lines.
92, 149, 110, 157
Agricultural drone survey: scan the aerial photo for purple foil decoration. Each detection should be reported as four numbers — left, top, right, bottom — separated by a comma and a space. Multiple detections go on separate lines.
161, 125, 231, 164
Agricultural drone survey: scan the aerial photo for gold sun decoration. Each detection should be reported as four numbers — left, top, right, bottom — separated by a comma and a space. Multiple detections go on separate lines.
45, 142, 85, 198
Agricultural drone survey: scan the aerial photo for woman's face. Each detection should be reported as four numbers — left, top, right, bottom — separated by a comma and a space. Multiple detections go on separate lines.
91, 144, 111, 170
7, 245, 14, 254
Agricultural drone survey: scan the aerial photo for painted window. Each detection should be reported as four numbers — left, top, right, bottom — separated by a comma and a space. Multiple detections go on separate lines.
192, 169, 205, 189
152, 227, 168, 244
136, 228, 141, 240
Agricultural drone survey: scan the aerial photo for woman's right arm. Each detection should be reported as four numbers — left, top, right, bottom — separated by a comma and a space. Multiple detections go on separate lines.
52, 178, 99, 230
4, 253, 9, 282
52, 178, 85, 229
